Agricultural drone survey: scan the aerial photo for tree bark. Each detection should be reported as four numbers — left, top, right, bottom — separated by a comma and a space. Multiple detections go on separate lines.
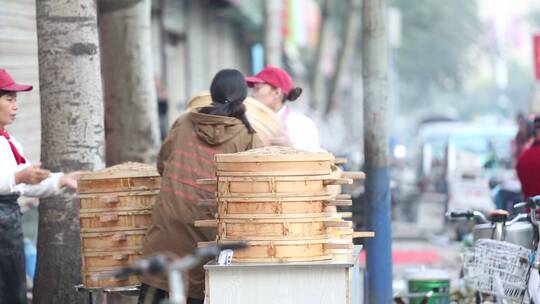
34, 0, 105, 303
264, 0, 283, 67
325, 0, 360, 115
308, 0, 331, 111
98, 0, 160, 166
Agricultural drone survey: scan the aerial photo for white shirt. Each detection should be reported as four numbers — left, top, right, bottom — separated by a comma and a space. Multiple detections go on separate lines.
277, 105, 321, 152
0, 133, 63, 197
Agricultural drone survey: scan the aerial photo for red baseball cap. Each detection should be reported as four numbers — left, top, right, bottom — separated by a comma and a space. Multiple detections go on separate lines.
246, 66, 293, 95
0, 69, 33, 92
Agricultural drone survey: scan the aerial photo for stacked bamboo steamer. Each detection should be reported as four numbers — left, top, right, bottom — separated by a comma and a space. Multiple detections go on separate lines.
196, 146, 369, 262
77, 162, 160, 287
185, 91, 284, 146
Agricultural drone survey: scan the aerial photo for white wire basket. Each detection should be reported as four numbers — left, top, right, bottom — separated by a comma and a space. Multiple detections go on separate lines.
463, 238, 532, 302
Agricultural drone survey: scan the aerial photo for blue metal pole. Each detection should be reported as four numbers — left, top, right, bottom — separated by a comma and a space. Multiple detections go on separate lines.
365, 167, 393, 303
361, 0, 392, 302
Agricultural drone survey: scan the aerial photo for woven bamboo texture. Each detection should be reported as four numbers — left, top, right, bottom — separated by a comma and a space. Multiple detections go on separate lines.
195, 147, 373, 263
78, 162, 159, 288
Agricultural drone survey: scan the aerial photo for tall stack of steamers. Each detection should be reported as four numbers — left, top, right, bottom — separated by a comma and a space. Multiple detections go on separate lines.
77, 163, 160, 287
196, 146, 368, 262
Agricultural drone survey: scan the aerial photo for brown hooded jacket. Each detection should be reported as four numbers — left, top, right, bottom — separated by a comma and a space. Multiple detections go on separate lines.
141, 111, 263, 299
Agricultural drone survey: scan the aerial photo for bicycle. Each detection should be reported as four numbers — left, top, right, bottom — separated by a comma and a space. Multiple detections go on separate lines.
447, 203, 539, 304
111, 242, 247, 304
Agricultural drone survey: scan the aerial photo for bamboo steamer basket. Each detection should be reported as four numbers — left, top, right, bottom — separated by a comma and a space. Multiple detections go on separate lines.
215, 146, 335, 176
79, 209, 153, 230
213, 239, 333, 263
217, 196, 330, 215
81, 228, 148, 251
79, 190, 158, 210
82, 248, 143, 269
216, 215, 334, 241
214, 175, 350, 198
196, 213, 352, 241
185, 91, 284, 146
78, 162, 160, 288
219, 218, 328, 241
200, 193, 351, 216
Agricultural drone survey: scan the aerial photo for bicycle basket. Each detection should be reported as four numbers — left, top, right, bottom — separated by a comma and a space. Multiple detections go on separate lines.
463, 239, 532, 302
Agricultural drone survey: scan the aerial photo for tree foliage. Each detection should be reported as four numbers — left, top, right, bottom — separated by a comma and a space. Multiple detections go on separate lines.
391, 0, 481, 107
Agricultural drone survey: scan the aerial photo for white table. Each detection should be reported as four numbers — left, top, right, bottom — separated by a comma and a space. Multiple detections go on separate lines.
204, 258, 358, 304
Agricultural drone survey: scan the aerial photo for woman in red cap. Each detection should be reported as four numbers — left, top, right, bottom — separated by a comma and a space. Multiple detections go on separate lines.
246, 66, 321, 152
0, 68, 79, 303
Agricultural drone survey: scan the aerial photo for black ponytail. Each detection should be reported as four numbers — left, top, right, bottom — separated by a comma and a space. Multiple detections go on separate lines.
285, 87, 302, 102
199, 69, 255, 133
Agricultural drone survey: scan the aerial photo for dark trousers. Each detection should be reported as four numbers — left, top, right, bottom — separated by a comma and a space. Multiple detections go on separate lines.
138, 283, 204, 304
0, 194, 26, 304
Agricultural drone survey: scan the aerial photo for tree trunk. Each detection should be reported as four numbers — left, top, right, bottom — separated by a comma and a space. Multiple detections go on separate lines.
264, 0, 282, 67
98, 0, 160, 166
325, 0, 360, 115
308, 0, 331, 111
34, 1, 106, 303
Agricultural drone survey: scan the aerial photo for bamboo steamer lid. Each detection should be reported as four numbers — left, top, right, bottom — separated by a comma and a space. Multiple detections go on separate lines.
216, 146, 334, 163
78, 162, 160, 194
215, 146, 335, 177
185, 91, 284, 146
79, 162, 159, 180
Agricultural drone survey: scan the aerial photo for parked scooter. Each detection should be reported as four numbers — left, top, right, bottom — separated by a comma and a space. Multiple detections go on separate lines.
488, 174, 523, 214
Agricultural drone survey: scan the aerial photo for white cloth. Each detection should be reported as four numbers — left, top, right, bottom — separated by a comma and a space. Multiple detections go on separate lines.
277, 105, 321, 152
0, 133, 63, 197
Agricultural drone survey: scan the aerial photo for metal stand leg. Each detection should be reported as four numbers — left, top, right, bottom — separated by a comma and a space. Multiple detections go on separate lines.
75, 284, 140, 304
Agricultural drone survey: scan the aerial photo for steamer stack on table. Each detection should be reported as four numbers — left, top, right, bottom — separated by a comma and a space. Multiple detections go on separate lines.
77, 162, 160, 288
195, 146, 373, 262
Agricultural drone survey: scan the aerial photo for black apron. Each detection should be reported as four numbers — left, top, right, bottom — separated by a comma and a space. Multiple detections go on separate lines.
0, 194, 26, 304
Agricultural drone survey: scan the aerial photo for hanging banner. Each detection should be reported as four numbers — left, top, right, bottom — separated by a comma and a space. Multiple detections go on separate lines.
534, 34, 540, 80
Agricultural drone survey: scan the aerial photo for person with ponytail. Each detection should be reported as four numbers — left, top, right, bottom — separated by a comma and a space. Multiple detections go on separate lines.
139, 69, 263, 304
246, 66, 321, 152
